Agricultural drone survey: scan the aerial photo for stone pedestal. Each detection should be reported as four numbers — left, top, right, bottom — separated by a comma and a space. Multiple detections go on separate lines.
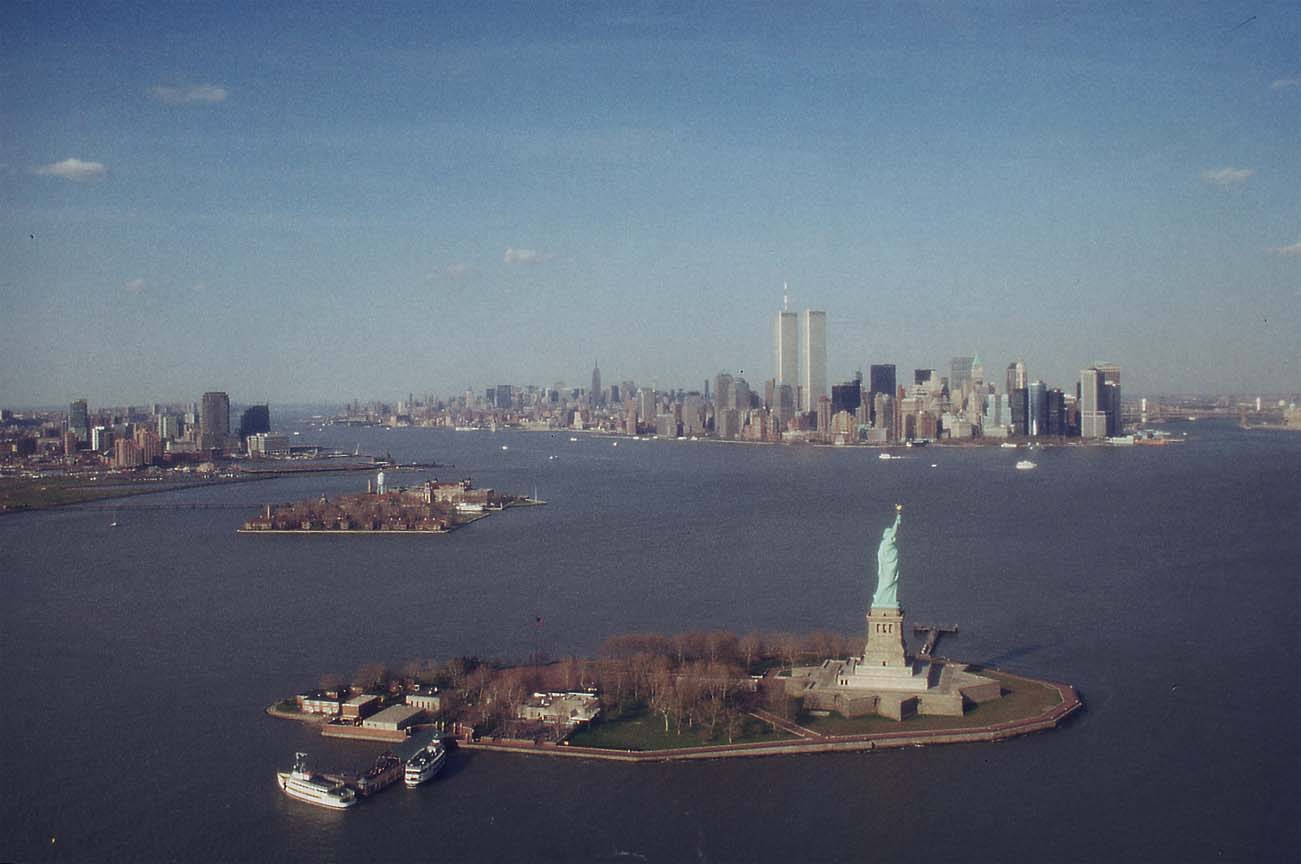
845, 606, 929, 691
863, 606, 907, 668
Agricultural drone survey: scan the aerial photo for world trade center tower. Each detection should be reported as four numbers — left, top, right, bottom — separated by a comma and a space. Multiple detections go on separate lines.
774, 308, 798, 393
800, 309, 826, 413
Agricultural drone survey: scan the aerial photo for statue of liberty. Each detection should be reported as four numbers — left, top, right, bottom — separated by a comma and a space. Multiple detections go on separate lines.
872, 505, 903, 608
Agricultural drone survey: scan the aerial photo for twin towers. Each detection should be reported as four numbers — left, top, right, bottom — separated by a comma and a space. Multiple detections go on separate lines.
774, 296, 827, 415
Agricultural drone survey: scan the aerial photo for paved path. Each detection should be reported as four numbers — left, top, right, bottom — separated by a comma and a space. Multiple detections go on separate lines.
749, 707, 821, 739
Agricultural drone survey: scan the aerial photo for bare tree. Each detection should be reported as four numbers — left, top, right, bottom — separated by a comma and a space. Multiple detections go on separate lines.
738, 631, 764, 672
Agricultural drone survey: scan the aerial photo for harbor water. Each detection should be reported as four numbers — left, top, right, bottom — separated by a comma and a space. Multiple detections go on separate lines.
1, 420, 1298, 862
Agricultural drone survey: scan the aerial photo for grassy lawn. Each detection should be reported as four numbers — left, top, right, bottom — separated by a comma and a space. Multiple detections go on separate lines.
0, 476, 179, 511
566, 708, 795, 751
798, 670, 1063, 736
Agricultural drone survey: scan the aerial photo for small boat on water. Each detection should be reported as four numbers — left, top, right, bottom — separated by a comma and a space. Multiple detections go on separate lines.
404, 740, 448, 787
1015, 460, 1037, 470
277, 752, 357, 810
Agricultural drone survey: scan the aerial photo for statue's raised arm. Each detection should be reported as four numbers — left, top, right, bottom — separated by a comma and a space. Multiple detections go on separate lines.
871, 508, 903, 608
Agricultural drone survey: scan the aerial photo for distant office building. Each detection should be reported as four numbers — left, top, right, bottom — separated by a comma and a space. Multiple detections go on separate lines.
590, 362, 602, 408
682, 395, 706, 437
774, 383, 796, 427
714, 373, 733, 410
914, 369, 934, 386
239, 405, 270, 442
1047, 388, 1065, 436
873, 393, 894, 441
831, 381, 862, 417
1027, 381, 1047, 436
655, 413, 677, 438
1104, 381, 1122, 436
868, 365, 896, 426
1010, 388, 1029, 436
199, 392, 230, 451
91, 425, 112, 453
970, 354, 985, 388
113, 438, 142, 469
799, 309, 827, 413
949, 356, 974, 396
248, 432, 291, 457
716, 408, 740, 440
1005, 359, 1027, 396
68, 399, 89, 443
774, 309, 798, 392
1096, 363, 1122, 435
1079, 367, 1108, 438
495, 385, 513, 410
637, 388, 656, 425
731, 377, 751, 412
157, 414, 181, 441
815, 395, 833, 441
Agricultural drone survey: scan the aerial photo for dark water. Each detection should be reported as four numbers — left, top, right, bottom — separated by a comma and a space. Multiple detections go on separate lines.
2, 421, 1298, 862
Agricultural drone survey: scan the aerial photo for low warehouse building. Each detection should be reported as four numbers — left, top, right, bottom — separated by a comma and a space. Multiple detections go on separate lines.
362, 704, 424, 733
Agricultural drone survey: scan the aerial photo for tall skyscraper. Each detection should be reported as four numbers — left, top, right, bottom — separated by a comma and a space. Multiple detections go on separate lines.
1005, 359, 1027, 396
1097, 362, 1121, 436
68, 399, 89, 443
831, 381, 862, 416
590, 362, 602, 408
239, 405, 270, 442
774, 308, 798, 393
949, 356, 974, 396
1079, 367, 1107, 438
799, 309, 827, 413
199, 391, 230, 451
1027, 381, 1047, 436
1046, 388, 1065, 436
868, 365, 896, 426
714, 373, 733, 410
1010, 388, 1029, 435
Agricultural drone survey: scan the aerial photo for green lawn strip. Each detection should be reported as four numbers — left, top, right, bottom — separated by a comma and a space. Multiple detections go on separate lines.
567, 709, 794, 751
0, 475, 231, 511
797, 671, 1063, 736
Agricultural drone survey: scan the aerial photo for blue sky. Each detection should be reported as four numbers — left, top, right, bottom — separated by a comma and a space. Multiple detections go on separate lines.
2, 1, 1298, 406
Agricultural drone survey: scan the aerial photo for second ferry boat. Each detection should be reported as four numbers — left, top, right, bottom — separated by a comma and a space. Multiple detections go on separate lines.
404, 739, 448, 787
277, 752, 357, 810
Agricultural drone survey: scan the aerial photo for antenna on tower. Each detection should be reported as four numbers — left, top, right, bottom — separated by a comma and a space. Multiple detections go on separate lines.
783, 282, 789, 312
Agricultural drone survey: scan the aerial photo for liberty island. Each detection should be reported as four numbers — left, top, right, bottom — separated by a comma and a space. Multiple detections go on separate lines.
267, 506, 1079, 768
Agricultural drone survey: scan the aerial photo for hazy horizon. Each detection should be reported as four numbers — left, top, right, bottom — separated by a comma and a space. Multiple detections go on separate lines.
3, 2, 1298, 405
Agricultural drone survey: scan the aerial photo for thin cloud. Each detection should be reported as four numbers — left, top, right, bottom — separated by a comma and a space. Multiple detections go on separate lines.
123, 277, 147, 293
149, 84, 228, 104
1268, 237, 1301, 257
503, 247, 549, 265
34, 157, 108, 181
1270, 77, 1299, 91
427, 263, 479, 282
1200, 166, 1254, 186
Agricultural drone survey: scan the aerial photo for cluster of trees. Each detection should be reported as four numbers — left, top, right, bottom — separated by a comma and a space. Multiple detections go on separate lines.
319, 628, 860, 742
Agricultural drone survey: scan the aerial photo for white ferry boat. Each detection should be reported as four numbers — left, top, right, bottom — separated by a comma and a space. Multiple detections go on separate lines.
1015, 460, 1037, 470
404, 740, 448, 787
277, 752, 357, 810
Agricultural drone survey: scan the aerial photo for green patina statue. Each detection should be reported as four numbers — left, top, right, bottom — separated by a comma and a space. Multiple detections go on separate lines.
872, 505, 903, 608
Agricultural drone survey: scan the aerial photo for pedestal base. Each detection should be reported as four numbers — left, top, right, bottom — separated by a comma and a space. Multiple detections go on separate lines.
842, 657, 932, 691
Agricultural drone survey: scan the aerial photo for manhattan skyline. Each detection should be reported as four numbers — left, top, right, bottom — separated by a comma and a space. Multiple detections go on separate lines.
3, 2, 1299, 405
